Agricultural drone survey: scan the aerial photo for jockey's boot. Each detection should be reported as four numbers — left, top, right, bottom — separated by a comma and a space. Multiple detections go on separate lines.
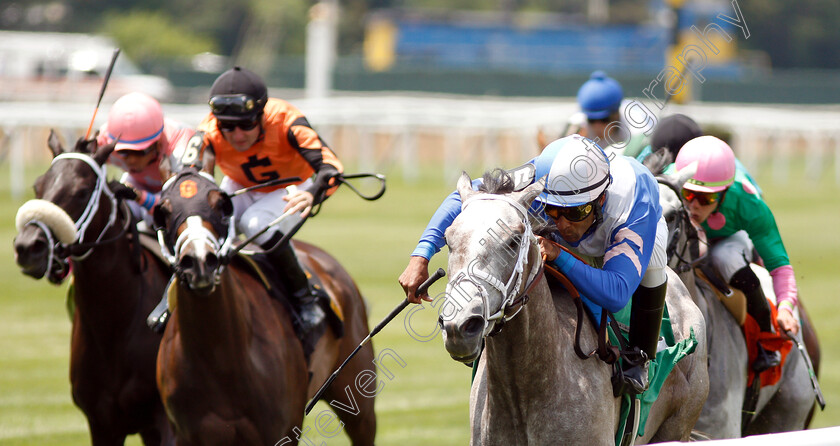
622, 280, 668, 395
262, 235, 326, 337
146, 274, 175, 334
730, 266, 781, 372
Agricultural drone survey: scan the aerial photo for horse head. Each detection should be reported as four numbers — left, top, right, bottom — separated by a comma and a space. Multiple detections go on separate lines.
439, 170, 544, 363
154, 167, 234, 295
657, 163, 702, 273
14, 130, 118, 283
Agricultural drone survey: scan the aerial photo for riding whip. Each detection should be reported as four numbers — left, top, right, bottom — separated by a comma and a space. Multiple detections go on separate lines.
227, 172, 386, 259
304, 268, 446, 415
785, 329, 826, 410
84, 48, 120, 140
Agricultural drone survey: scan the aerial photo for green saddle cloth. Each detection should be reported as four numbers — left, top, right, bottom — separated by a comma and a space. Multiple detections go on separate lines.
611, 303, 698, 445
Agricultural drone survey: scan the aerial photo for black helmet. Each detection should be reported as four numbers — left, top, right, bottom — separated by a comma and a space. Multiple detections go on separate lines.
651, 114, 702, 160
208, 66, 268, 121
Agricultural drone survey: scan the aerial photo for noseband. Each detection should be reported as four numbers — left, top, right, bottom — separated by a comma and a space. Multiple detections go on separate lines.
17, 152, 124, 281
456, 194, 542, 337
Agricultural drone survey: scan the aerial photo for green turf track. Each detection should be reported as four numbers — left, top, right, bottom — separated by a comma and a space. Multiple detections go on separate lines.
1, 160, 838, 445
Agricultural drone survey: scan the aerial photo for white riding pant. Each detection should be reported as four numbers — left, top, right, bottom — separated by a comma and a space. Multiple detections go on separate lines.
220, 176, 312, 246
710, 230, 753, 283
639, 216, 668, 289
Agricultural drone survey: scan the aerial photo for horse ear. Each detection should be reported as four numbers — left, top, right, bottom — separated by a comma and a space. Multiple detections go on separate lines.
159, 155, 174, 182
93, 138, 116, 166
457, 171, 476, 202
210, 190, 234, 217
153, 198, 172, 231
642, 146, 674, 175
513, 177, 544, 207
201, 148, 216, 175
47, 129, 64, 158
661, 161, 698, 191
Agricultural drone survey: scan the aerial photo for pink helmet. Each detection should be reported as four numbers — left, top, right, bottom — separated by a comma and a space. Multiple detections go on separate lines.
675, 135, 736, 193
106, 92, 164, 151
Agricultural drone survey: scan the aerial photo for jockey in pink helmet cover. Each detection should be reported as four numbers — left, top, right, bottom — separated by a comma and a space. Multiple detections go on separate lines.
97, 92, 196, 220
671, 135, 799, 371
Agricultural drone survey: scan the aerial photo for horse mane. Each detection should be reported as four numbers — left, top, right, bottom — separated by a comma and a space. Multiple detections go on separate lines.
478, 168, 516, 195
476, 168, 555, 235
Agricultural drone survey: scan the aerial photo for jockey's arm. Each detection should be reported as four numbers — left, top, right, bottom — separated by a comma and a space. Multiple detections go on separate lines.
742, 197, 800, 334
399, 179, 482, 303
546, 203, 659, 314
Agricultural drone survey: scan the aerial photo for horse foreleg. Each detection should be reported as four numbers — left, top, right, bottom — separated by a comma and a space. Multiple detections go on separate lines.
320, 350, 377, 446
138, 409, 176, 446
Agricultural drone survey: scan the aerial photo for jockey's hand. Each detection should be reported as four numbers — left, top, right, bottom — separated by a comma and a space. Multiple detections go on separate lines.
537, 236, 561, 262
399, 256, 432, 304
777, 308, 800, 336
283, 188, 315, 217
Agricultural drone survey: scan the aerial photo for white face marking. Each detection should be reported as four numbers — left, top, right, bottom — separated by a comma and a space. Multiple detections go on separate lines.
183, 215, 212, 259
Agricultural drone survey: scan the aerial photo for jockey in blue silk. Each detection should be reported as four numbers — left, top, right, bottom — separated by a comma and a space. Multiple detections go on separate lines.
399, 134, 669, 396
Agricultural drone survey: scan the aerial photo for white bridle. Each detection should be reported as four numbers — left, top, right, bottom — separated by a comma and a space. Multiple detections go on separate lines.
454, 194, 541, 338
51, 152, 118, 249
15, 152, 118, 263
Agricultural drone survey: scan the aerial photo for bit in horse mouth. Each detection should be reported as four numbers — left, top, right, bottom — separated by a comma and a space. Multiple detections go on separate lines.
449, 350, 480, 364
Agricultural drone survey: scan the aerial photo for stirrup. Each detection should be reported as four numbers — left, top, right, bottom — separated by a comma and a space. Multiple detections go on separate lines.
292, 289, 326, 334
146, 294, 170, 334
753, 342, 781, 372
612, 348, 649, 397
621, 362, 650, 395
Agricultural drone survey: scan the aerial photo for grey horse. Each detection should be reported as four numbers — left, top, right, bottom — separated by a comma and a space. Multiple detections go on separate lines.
657, 173, 814, 438
440, 172, 709, 445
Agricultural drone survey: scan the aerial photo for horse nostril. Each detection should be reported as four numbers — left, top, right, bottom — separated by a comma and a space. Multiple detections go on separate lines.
205, 252, 219, 272
180, 255, 195, 271
438, 315, 445, 329
461, 316, 484, 337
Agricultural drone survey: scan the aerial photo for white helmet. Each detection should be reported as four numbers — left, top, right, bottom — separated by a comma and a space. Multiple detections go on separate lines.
534, 134, 611, 207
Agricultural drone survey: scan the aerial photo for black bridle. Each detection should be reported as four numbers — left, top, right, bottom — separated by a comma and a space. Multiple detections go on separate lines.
656, 176, 705, 273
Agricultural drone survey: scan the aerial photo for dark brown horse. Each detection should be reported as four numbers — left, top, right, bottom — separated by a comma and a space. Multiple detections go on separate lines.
13, 133, 173, 445
153, 167, 376, 445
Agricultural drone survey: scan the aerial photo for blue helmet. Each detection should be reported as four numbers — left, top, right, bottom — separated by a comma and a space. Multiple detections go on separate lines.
576, 71, 623, 120
534, 135, 611, 207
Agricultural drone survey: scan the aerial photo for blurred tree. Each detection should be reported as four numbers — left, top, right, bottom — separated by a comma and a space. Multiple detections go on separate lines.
739, 0, 840, 69
234, 0, 308, 75
98, 10, 217, 68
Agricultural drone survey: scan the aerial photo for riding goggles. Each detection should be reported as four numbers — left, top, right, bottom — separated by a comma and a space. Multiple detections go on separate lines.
115, 141, 157, 157
209, 94, 260, 117
681, 189, 722, 206
544, 201, 596, 222
217, 118, 260, 132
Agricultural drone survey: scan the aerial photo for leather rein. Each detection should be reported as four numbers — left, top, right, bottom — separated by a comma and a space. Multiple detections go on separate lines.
541, 238, 618, 364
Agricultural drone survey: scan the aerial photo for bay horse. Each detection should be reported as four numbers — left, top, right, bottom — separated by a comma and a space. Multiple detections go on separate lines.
152, 167, 375, 445
13, 133, 174, 445
656, 173, 816, 438
440, 172, 709, 445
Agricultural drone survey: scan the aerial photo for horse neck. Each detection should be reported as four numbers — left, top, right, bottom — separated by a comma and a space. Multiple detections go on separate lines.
174, 267, 252, 366
483, 278, 568, 410
69, 200, 142, 324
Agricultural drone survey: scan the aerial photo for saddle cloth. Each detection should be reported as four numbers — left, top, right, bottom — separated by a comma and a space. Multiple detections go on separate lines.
609, 301, 699, 443
694, 264, 792, 387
